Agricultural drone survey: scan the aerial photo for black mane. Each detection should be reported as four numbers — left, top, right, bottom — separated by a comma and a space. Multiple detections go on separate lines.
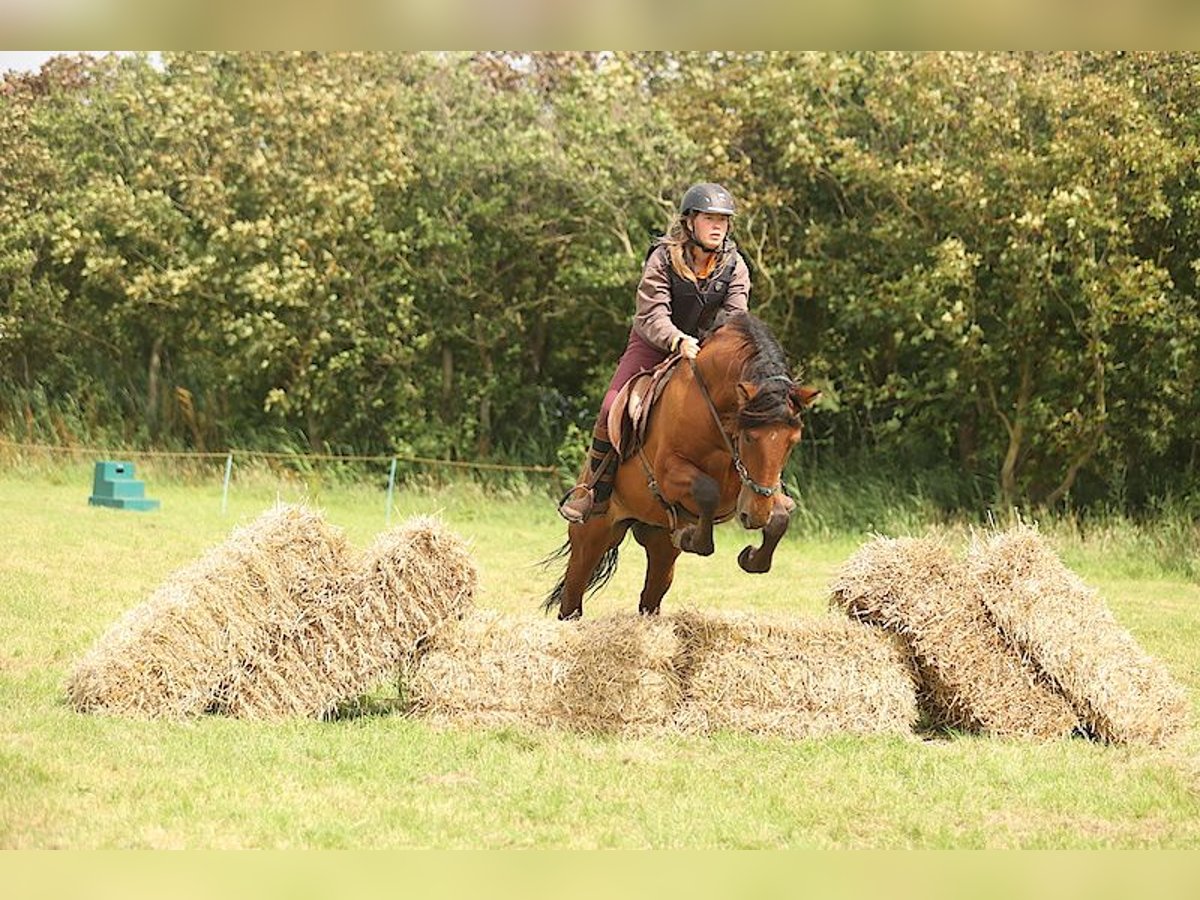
709, 313, 799, 428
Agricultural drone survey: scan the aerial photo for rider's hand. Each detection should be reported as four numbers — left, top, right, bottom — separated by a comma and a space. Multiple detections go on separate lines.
675, 336, 700, 360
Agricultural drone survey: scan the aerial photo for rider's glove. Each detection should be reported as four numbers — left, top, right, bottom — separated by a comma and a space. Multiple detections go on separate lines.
672, 334, 700, 360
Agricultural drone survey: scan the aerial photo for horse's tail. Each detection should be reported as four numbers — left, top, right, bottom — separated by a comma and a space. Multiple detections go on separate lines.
538, 540, 621, 615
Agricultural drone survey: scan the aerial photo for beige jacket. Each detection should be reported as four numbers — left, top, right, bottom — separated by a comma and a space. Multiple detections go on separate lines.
632, 244, 751, 351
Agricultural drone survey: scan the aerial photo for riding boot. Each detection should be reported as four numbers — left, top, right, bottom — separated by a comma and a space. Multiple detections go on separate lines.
558, 422, 617, 523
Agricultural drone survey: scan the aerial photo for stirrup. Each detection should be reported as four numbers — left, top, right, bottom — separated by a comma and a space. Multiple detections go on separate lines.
557, 485, 594, 524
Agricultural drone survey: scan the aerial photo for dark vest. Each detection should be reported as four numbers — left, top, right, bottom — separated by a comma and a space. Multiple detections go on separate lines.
650, 244, 739, 337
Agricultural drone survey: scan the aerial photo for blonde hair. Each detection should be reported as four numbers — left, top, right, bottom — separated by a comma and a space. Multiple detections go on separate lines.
657, 214, 735, 286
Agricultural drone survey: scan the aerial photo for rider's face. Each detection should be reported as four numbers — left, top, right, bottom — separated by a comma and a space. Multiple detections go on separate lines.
691, 212, 730, 250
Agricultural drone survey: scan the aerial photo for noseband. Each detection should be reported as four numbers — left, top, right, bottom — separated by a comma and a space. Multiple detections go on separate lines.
689, 360, 786, 498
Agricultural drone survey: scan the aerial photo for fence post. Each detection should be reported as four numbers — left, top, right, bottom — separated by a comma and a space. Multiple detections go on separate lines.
385, 457, 398, 526
221, 452, 233, 515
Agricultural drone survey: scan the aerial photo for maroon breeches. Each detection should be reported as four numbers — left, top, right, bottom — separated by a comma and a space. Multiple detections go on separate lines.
596, 330, 669, 431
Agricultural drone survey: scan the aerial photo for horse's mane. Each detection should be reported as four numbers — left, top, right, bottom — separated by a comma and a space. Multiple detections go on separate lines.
705, 313, 799, 428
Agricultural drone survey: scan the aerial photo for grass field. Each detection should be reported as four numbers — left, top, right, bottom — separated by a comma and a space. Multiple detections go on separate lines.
2, 463, 1198, 848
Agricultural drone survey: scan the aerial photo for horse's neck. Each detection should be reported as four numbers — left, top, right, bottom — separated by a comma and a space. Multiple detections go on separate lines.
692, 346, 747, 417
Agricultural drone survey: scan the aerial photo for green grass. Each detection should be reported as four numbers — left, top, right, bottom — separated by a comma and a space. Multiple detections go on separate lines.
2, 465, 1199, 848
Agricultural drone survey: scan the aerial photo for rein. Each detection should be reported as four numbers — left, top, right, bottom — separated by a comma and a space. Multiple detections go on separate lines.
687, 357, 784, 498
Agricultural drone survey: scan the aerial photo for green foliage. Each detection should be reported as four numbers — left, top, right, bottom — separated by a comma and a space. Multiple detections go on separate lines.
3, 52, 1199, 514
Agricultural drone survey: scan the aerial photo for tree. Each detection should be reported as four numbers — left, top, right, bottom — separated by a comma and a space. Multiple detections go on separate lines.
655, 52, 1196, 509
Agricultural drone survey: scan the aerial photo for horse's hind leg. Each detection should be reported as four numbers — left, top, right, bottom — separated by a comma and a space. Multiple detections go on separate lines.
559, 518, 627, 620
632, 523, 681, 615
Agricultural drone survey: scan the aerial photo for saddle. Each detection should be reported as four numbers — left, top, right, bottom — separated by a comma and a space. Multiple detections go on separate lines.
606, 355, 682, 461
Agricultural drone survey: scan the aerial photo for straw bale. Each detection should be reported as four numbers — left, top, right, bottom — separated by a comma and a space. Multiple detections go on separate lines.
218, 516, 478, 719
968, 525, 1189, 746
829, 536, 1078, 740
408, 611, 565, 728
409, 610, 682, 734
669, 610, 918, 739
66, 504, 349, 718
412, 608, 918, 739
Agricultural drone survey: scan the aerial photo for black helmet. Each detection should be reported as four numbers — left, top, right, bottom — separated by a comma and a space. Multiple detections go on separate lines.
680, 182, 736, 216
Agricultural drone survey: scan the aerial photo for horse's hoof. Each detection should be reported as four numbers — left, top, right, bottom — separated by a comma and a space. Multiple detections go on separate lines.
738, 545, 771, 573
676, 525, 714, 556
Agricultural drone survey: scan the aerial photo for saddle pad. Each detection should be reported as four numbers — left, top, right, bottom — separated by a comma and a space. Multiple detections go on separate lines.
607, 356, 681, 459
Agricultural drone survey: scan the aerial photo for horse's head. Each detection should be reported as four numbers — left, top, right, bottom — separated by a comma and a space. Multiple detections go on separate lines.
696, 313, 821, 529
733, 377, 820, 529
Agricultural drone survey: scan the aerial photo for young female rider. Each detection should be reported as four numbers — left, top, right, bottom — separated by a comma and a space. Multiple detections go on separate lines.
558, 182, 752, 523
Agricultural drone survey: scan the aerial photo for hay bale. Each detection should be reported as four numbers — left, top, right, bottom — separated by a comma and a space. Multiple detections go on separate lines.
670, 610, 918, 739
968, 525, 1189, 746
66, 504, 349, 718
408, 611, 566, 729
412, 608, 918, 740
218, 516, 478, 719
409, 610, 682, 734
830, 536, 1078, 740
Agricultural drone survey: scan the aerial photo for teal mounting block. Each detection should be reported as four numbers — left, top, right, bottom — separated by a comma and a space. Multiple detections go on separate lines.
88, 460, 160, 511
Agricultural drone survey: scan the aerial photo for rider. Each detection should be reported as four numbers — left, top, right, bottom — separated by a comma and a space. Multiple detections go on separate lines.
558, 181, 752, 523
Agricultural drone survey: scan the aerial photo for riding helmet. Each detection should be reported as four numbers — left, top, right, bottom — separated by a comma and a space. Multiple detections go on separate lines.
679, 182, 736, 216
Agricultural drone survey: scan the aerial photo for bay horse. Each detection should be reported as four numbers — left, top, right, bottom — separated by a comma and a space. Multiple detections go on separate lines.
543, 312, 819, 620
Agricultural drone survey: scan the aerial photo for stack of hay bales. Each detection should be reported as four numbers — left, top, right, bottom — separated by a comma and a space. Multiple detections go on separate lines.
829, 536, 1079, 740
968, 525, 1189, 746
70, 503, 1185, 747
829, 528, 1189, 746
410, 609, 919, 739
669, 610, 917, 739
218, 517, 477, 720
408, 610, 682, 734
66, 505, 349, 717
67, 508, 477, 721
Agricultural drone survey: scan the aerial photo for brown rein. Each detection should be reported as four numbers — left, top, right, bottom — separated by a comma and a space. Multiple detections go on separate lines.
686, 357, 783, 499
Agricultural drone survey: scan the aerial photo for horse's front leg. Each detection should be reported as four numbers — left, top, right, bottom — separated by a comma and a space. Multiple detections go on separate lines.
669, 470, 720, 557
737, 493, 793, 574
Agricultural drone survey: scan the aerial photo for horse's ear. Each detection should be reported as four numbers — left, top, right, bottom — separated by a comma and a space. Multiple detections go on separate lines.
791, 384, 821, 409
737, 381, 760, 407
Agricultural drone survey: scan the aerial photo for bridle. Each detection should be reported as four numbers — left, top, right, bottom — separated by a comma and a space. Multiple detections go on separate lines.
688, 358, 788, 498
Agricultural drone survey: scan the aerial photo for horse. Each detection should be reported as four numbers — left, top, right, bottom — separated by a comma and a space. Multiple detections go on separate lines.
542, 312, 820, 620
